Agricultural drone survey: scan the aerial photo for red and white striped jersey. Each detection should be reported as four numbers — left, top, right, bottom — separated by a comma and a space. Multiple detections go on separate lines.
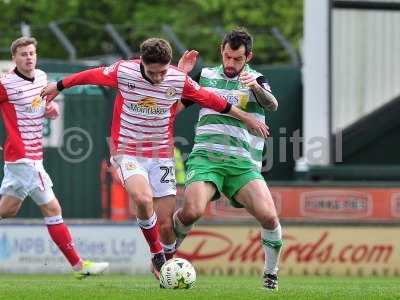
0, 69, 47, 163
62, 60, 229, 158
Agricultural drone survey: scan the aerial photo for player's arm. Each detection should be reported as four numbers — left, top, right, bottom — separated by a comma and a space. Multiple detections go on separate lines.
176, 98, 195, 114
182, 76, 269, 138
40, 63, 119, 102
178, 50, 199, 74
240, 73, 278, 111
42, 73, 59, 119
176, 50, 200, 113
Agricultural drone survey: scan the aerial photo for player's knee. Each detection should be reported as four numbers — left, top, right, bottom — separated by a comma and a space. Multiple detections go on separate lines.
40, 199, 61, 216
131, 192, 153, 207
260, 214, 279, 230
181, 206, 203, 225
0, 206, 19, 218
46, 205, 61, 216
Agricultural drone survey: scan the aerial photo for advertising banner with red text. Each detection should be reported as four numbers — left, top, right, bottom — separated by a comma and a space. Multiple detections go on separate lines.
177, 225, 399, 277
202, 187, 400, 222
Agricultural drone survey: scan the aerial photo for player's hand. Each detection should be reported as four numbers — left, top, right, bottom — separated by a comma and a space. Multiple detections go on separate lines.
44, 101, 60, 120
178, 50, 199, 73
239, 72, 258, 89
243, 113, 269, 138
40, 82, 59, 102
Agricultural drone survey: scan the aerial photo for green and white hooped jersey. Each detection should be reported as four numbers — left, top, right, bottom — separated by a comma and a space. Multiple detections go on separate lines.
193, 64, 268, 171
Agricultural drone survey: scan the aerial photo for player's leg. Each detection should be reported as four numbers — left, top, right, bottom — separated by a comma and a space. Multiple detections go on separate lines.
154, 195, 176, 260
34, 188, 109, 278
113, 155, 165, 274
0, 163, 27, 219
112, 155, 164, 260
173, 154, 222, 249
173, 181, 216, 249
28, 161, 109, 278
124, 174, 166, 275
38, 195, 81, 269
0, 195, 22, 219
149, 158, 178, 260
233, 178, 282, 290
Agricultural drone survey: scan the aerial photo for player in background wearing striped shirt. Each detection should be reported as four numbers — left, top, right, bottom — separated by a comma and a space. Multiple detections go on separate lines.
0, 37, 109, 278
173, 28, 282, 290
40, 38, 268, 278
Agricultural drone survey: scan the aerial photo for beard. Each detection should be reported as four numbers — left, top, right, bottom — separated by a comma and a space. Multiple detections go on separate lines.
223, 64, 246, 78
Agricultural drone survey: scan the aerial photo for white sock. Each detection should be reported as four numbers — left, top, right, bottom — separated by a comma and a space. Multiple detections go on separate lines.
261, 223, 283, 275
137, 212, 157, 229
173, 209, 193, 238
44, 215, 64, 225
173, 209, 193, 248
162, 240, 177, 254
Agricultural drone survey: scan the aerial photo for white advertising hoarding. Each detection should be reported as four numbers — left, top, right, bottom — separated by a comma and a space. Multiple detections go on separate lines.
0, 224, 150, 274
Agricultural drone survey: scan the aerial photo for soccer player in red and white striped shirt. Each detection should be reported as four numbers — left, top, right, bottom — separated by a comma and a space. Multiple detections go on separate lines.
41, 38, 268, 278
0, 37, 108, 278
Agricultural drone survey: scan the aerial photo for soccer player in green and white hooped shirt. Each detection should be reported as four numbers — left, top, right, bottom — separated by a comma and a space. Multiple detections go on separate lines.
173, 28, 282, 290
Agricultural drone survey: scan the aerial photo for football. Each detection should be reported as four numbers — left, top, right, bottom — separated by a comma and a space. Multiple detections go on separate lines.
159, 258, 196, 289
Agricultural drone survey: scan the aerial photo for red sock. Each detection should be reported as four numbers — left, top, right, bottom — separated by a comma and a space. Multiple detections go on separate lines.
47, 223, 81, 266
140, 221, 163, 254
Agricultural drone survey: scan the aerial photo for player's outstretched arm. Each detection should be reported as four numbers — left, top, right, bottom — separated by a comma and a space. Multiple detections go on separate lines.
41, 65, 119, 102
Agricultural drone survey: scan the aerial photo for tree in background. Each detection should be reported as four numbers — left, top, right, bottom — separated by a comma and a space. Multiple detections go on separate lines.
0, 0, 302, 65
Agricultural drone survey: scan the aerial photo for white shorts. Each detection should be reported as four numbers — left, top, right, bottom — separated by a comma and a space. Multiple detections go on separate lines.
111, 155, 176, 198
0, 162, 55, 205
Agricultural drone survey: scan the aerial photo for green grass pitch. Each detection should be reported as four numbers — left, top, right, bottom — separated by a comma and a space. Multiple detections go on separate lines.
0, 274, 398, 300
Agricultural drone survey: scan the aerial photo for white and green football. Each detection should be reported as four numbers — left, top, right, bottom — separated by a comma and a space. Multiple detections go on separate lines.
159, 258, 196, 289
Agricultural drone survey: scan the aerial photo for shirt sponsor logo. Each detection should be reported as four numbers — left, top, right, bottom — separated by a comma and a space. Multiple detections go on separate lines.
26, 96, 44, 113
221, 91, 249, 109
127, 97, 168, 116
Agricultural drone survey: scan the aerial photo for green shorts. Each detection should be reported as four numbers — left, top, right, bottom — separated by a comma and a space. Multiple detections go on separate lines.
185, 150, 264, 208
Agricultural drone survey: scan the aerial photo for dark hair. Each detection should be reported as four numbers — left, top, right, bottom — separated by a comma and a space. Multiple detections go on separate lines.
140, 38, 172, 65
11, 37, 37, 55
222, 28, 253, 56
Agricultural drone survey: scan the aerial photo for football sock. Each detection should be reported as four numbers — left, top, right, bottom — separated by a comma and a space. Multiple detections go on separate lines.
137, 212, 163, 255
45, 215, 82, 267
162, 240, 176, 260
173, 209, 193, 248
261, 223, 283, 275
